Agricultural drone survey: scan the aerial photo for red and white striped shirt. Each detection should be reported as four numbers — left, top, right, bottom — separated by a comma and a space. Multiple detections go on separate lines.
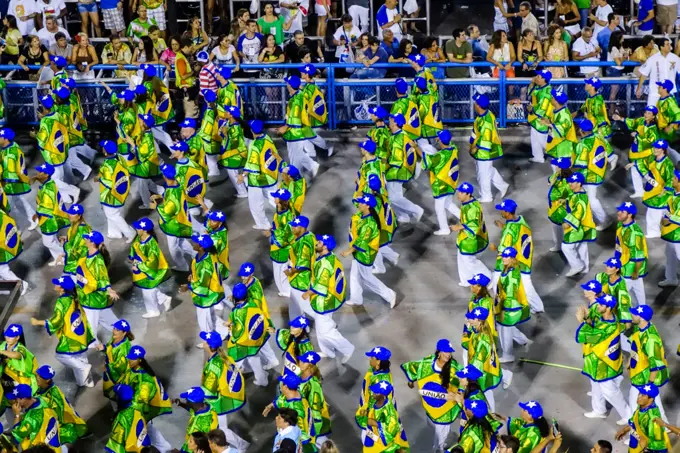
199, 62, 220, 94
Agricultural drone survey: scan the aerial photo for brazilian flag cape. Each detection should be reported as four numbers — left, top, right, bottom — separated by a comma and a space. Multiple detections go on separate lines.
6, 398, 61, 452
181, 406, 218, 452
129, 235, 169, 289
190, 252, 224, 308
300, 374, 331, 437
45, 294, 95, 354
99, 156, 131, 208
226, 300, 269, 361
595, 272, 632, 324
37, 112, 68, 166
245, 133, 280, 188
176, 158, 207, 209
629, 323, 669, 388
494, 216, 533, 274
122, 368, 172, 420
37, 384, 88, 444
0, 209, 21, 264
390, 95, 421, 141
627, 404, 671, 453
275, 329, 314, 377
360, 399, 410, 453
494, 267, 531, 327
547, 172, 572, 225
573, 133, 608, 186
310, 252, 346, 315
302, 81, 328, 128
423, 146, 459, 198
449, 422, 498, 453
467, 329, 502, 391
546, 106, 576, 160
105, 404, 150, 453
75, 251, 112, 310
201, 351, 246, 415
576, 317, 623, 382
661, 192, 680, 243
0, 341, 38, 400
638, 156, 673, 209
63, 222, 91, 275
102, 337, 131, 400
356, 368, 394, 429
416, 90, 443, 138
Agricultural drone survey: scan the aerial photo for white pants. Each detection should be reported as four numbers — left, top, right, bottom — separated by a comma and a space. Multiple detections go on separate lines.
530, 128, 547, 162
457, 252, 491, 286
309, 134, 328, 151
522, 273, 544, 313
83, 307, 118, 345
226, 169, 247, 197
206, 154, 221, 178
189, 206, 206, 234
429, 418, 451, 452
152, 127, 174, 151
475, 160, 508, 202
646, 208, 664, 237
631, 165, 644, 196
259, 340, 279, 367
287, 141, 319, 175
8, 193, 36, 223
147, 421, 172, 453
68, 145, 94, 180
196, 305, 216, 331
551, 223, 563, 249
56, 351, 91, 386
348, 5, 370, 32
103, 206, 135, 239
289, 288, 315, 321
303, 139, 317, 158
434, 195, 461, 231
386, 181, 423, 221
562, 242, 589, 272
584, 185, 607, 226
273, 261, 291, 297
248, 186, 272, 229
498, 325, 529, 361
238, 354, 268, 386
313, 312, 355, 359
664, 242, 680, 282
624, 277, 646, 307
52, 165, 80, 204
217, 414, 251, 453
590, 376, 630, 419
72, 142, 97, 162
133, 177, 161, 208
143, 287, 169, 314
484, 388, 496, 413
628, 385, 667, 422
166, 235, 194, 271
349, 259, 395, 305
42, 233, 64, 260
0, 264, 20, 282
373, 245, 399, 273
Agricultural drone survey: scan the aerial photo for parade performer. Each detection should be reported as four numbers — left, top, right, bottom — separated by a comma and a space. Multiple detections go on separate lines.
595, 258, 633, 327
98, 319, 133, 400
281, 164, 307, 215
578, 78, 617, 168
462, 275, 497, 358
52, 86, 94, 181
60, 203, 91, 275
204, 210, 231, 302
390, 78, 421, 142
424, 129, 461, 236
547, 157, 573, 252
216, 67, 243, 117
180, 118, 208, 179
286, 215, 317, 318
33, 164, 70, 266
0, 128, 37, 229
632, 139, 674, 239
454, 364, 501, 435
465, 307, 505, 411
171, 140, 211, 233
1, 384, 62, 451
573, 119, 610, 230
140, 64, 175, 150
199, 90, 222, 177
97, 140, 135, 242
299, 351, 332, 447
615, 383, 670, 452
413, 75, 442, 162
526, 70, 553, 163
367, 106, 391, 167
175, 387, 219, 453
367, 175, 400, 275
106, 383, 151, 453
0, 324, 38, 399
653, 79, 680, 164
354, 139, 383, 201
0, 208, 27, 293
544, 90, 576, 163
470, 94, 509, 202
447, 398, 498, 453
274, 315, 314, 377
562, 172, 597, 276
218, 107, 249, 198
122, 113, 162, 209
263, 373, 317, 451
614, 202, 648, 307
507, 401, 551, 453
357, 380, 409, 453
301, 64, 333, 157
659, 169, 680, 286
266, 188, 295, 297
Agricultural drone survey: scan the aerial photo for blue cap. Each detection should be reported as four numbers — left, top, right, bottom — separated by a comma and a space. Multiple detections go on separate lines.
36, 365, 56, 380
638, 383, 660, 398
199, 331, 223, 349
656, 79, 674, 92
501, 247, 518, 258
232, 282, 248, 301
141, 64, 157, 77
132, 218, 154, 231
4, 324, 22, 337
645, 105, 658, 115
597, 294, 617, 308
113, 319, 131, 332
291, 216, 310, 229
354, 193, 377, 208
458, 182, 474, 194
551, 89, 568, 104
455, 364, 483, 380
134, 84, 147, 96
415, 76, 428, 91
7, 384, 32, 399
51, 275, 75, 292
0, 128, 15, 141
171, 141, 189, 153
114, 383, 134, 402
409, 53, 426, 65
238, 262, 255, 277
466, 307, 489, 320
37, 163, 55, 176
289, 316, 309, 329
192, 234, 214, 249
83, 231, 104, 246
219, 66, 232, 79
40, 95, 54, 109
675, 169, 680, 180
61, 78, 76, 89
180, 386, 207, 403
316, 234, 336, 251
249, 119, 264, 134
365, 346, 391, 360
654, 139, 669, 150
117, 89, 134, 102
300, 64, 316, 75
100, 139, 117, 155
519, 400, 544, 419
568, 172, 585, 184
631, 304, 654, 321
202, 89, 217, 103
495, 199, 517, 213
299, 350, 321, 364
537, 69, 552, 83
283, 165, 301, 180
395, 78, 409, 94
551, 157, 571, 169
617, 201, 637, 215
139, 113, 155, 128
369, 380, 393, 396
576, 118, 594, 132
473, 94, 490, 109
368, 106, 388, 120
207, 210, 226, 222
368, 174, 382, 191
467, 273, 490, 287
360, 139, 377, 154
126, 345, 146, 359
436, 338, 455, 353
437, 129, 452, 145
196, 51, 210, 62
279, 372, 302, 390
272, 188, 292, 201
53, 87, 70, 100
50, 55, 67, 67
226, 106, 241, 119
585, 77, 602, 89
180, 118, 196, 129
603, 257, 621, 269
465, 398, 489, 418
285, 75, 301, 89
389, 113, 406, 127
160, 163, 176, 179
65, 204, 84, 215
581, 280, 602, 293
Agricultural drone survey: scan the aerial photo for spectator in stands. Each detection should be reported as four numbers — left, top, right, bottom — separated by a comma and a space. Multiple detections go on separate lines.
487, 29, 516, 77
100, 0, 125, 36
516, 29, 542, 77
18, 35, 48, 80
238, 19, 263, 75
128, 5, 157, 42
258, 3, 293, 45
596, 13, 620, 61
208, 429, 241, 453
160, 35, 180, 67
543, 24, 568, 78
315, 0, 331, 40
37, 16, 69, 50
183, 16, 210, 53
633, 0, 654, 35
0, 16, 23, 64
332, 15, 360, 47
176, 37, 199, 117
132, 35, 159, 64
6, 0, 36, 36
351, 35, 389, 78
377, 0, 403, 40
354, 33, 370, 63
77, 0, 102, 37
197, 51, 219, 94
420, 36, 445, 77
589, 0, 613, 39
48, 31, 72, 58
493, 0, 515, 32
149, 25, 167, 54
380, 29, 399, 59
287, 30, 324, 63
632, 34, 658, 66
278, 0, 308, 38
347, 0, 370, 33
574, 0, 590, 28
35, 0, 66, 30
259, 33, 285, 66
233, 8, 250, 37
607, 30, 629, 100
211, 34, 241, 70
466, 25, 489, 62
71, 32, 99, 79
656, 0, 677, 34
388, 38, 416, 77
555, 0, 581, 35
518, 1, 539, 35
132, 0, 167, 39
637, 37, 680, 104
446, 28, 472, 78
101, 34, 133, 76
572, 26, 601, 77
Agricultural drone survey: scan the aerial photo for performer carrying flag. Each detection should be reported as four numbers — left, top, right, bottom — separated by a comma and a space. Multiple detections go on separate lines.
615, 383, 670, 452
32, 164, 70, 266
632, 139, 674, 239
217, 107, 249, 198
573, 118, 610, 230
390, 78, 421, 142
659, 169, 680, 287
470, 94, 509, 203
526, 70, 553, 163
0, 384, 62, 451
97, 139, 135, 242
424, 129, 460, 236
129, 217, 171, 318
106, 383, 151, 453
0, 128, 37, 230
98, 319, 133, 401
547, 157, 574, 252
562, 172, 597, 277
578, 78, 617, 168
544, 90, 576, 163
0, 208, 27, 293
357, 380, 410, 453
614, 202, 648, 307
301, 64, 333, 157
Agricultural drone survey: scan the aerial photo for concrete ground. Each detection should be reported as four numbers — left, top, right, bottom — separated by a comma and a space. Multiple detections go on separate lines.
5, 125, 680, 453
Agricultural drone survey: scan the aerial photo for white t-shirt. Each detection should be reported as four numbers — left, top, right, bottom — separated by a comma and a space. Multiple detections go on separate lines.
37, 26, 69, 49
572, 37, 600, 74
7, 0, 37, 36
657, 0, 677, 6
640, 51, 680, 98
278, 0, 309, 34
592, 3, 613, 38
37, 0, 65, 26
211, 44, 236, 64
376, 4, 403, 40
607, 46, 624, 70
332, 25, 361, 44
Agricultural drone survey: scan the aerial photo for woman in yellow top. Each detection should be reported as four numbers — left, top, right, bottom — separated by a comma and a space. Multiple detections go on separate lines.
1, 16, 23, 63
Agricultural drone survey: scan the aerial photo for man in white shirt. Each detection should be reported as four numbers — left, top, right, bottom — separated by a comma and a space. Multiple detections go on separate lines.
332, 14, 361, 46
637, 37, 680, 105
279, 0, 309, 36
7, 0, 37, 36
35, 0, 65, 29
376, 0, 403, 40
589, 0, 613, 38
572, 26, 602, 77
518, 1, 539, 35
237, 19, 263, 74
37, 16, 69, 49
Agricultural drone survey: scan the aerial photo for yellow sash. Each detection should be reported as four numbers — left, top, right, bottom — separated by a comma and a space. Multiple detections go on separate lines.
75, 256, 98, 295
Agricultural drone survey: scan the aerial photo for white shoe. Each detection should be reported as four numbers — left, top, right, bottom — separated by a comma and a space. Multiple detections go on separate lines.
529, 158, 545, 163
311, 162, 320, 178
48, 257, 63, 267
345, 300, 362, 306
372, 267, 386, 274
458, 282, 471, 287
341, 353, 353, 364
413, 208, 424, 223
327, 146, 334, 157
658, 279, 679, 287
388, 293, 397, 308
499, 184, 509, 199
138, 204, 151, 210
252, 224, 270, 230
196, 342, 204, 349
609, 154, 619, 170
317, 352, 330, 358
645, 234, 660, 239
616, 418, 629, 426
587, 391, 592, 396
142, 311, 161, 319
583, 411, 607, 419
236, 193, 248, 199
549, 246, 561, 252
20, 281, 28, 295
254, 380, 268, 387
479, 198, 493, 203
28, 220, 39, 231
393, 253, 400, 266
630, 193, 643, 199
161, 295, 172, 312
596, 220, 611, 231
106, 235, 123, 240
125, 235, 135, 244
84, 377, 95, 388
73, 188, 81, 203
278, 292, 290, 297
434, 229, 450, 236
566, 267, 585, 277
499, 356, 515, 364
502, 371, 513, 389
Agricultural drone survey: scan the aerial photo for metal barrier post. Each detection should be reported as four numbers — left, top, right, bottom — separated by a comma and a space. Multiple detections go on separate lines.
499, 69, 507, 128
328, 64, 336, 129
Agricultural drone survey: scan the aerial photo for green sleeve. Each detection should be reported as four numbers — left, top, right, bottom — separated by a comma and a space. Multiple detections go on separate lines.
295, 238, 313, 271
576, 322, 608, 345
94, 256, 112, 290
400, 360, 421, 382
644, 335, 667, 371
276, 329, 291, 351
137, 244, 161, 277
46, 298, 66, 335
564, 197, 584, 230
310, 262, 331, 297
463, 205, 481, 237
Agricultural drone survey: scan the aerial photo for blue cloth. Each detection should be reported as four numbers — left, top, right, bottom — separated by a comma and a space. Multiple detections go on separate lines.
273, 426, 302, 452
353, 46, 389, 78
637, 0, 654, 31
380, 38, 400, 58
376, 5, 391, 29
100, 0, 118, 10
597, 27, 612, 61
579, 8, 590, 29
469, 39, 488, 61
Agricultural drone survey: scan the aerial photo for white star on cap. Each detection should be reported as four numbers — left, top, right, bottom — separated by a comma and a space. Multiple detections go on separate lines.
462, 184, 469, 190
300, 318, 307, 326
527, 401, 537, 408
624, 202, 632, 208
73, 206, 80, 212
588, 283, 596, 289
557, 158, 563, 163
11, 326, 19, 333
187, 388, 194, 394
643, 384, 652, 392
322, 235, 329, 240
473, 275, 480, 281
12, 389, 18, 395
611, 258, 618, 264
229, 107, 236, 112
58, 277, 64, 283
461, 367, 468, 375
470, 402, 478, 408
604, 295, 614, 302
363, 196, 369, 202
277, 189, 285, 195
373, 347, 381, 353
305, 353, 314, 361
637, 306, 645, 313
501, 202, 506, 207
140, 221, 147, 228
293, 218, 300, 224
133, 348, 141, 356
379, 381, 388, 390
205, 333, 211, 339
305, 65, 311, 72
474, 309, 481, 316
245, 266, 251, 273
216, 212, 224, 219
47, 366, 54, 374
121, 321, 128, 328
